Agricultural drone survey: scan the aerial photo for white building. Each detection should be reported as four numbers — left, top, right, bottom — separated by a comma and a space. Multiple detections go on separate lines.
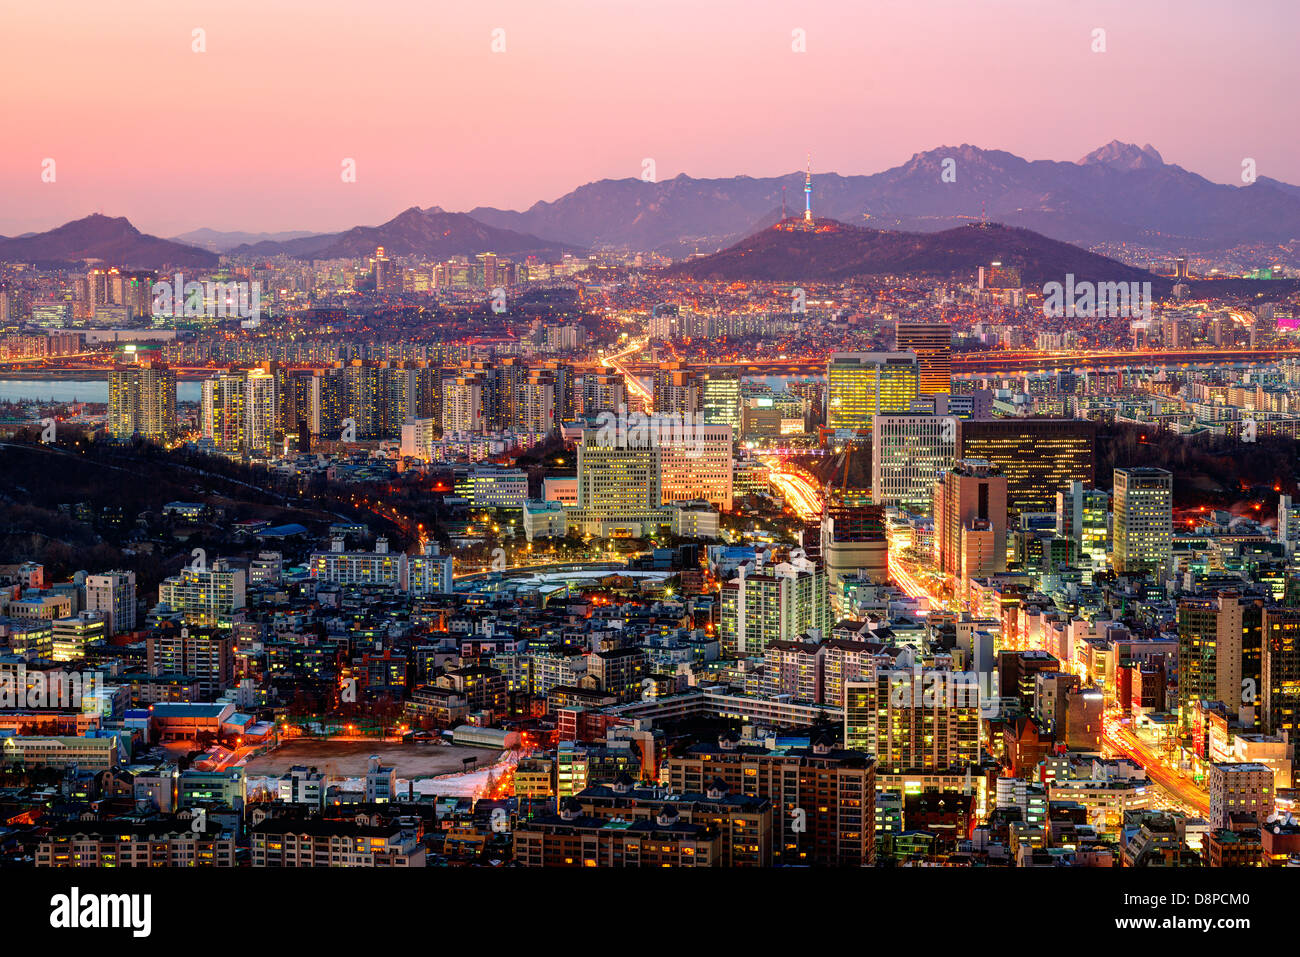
85, 570, 137, 636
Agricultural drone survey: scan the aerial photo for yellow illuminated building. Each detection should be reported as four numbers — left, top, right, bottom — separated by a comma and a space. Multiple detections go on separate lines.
826, 353, 919, 432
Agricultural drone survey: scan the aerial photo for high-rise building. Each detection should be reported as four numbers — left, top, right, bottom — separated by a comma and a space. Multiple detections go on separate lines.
955, 419, 1096, 521
934, 459, 1008, 587
1178, 591, 1263, 729
821, 504, 887, 611
700, 373, 742, 432
871, 414, 957, 511
826, 353, 919, 433
578, 373, 627, 416
108, 363, 176, 443
845, 669, 981, 773
243, 368, 277, 455
84, 570, 136, 636
1113, 467, 1173, 575
515, 369, 557, 434
658, 423, 733, 512
1263, 607, 1300, 741
341, 363, 383, 439
894, 322, 952, 395
719, 555, 830, 656
1056, 480, 1110, 572
652, 365, 701, 418
442, 373, 486, 434
201, 374, 247, 455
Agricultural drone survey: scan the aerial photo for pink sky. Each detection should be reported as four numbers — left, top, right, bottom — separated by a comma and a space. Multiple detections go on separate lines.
1, 0, 1293, 236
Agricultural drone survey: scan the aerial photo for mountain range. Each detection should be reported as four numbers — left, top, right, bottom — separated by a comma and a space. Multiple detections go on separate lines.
171, 228, 326, 253
227, 206, 580, 260
7, 142, 1299, 271
468, 141, 1300, 255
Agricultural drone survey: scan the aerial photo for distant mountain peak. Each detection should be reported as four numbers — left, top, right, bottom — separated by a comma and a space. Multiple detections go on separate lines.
1078, 140, 1164, 170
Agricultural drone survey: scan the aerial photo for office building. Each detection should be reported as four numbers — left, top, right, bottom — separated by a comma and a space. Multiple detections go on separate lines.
934, 459, 1008, 586
701, 373, 742, 432
894, 322, 952, 395
659, 423, 734, 512
1056, 481, 1110, 571
871, 414, 957, 511
955, 419, 1096, 520
826, 353, 919, 432
1113, 467, 1173, 575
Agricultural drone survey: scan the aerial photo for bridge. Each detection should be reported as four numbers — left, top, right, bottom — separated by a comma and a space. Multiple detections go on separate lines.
616, 347, 1300, 377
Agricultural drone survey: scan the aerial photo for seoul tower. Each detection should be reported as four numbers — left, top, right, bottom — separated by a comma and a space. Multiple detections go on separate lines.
803, 154, 813, 223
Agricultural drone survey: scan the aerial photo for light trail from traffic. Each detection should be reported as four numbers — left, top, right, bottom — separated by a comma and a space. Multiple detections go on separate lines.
1103, 714, 1209, 817
761, 456, 824, 521
603, 338, 654, 411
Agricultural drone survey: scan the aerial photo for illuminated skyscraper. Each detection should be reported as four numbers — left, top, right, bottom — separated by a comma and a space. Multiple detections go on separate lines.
871, 414, 957, 512
956, 419, 1096, 521
108, 363, 176, 443
1056, 480, 1110, 573
826, 353, 919, 433
894, 322, 952, 395
202, 374, 247, 454
701, 373, 742, 432
934, 459, 1008, 587
1112, 467, 1172, 575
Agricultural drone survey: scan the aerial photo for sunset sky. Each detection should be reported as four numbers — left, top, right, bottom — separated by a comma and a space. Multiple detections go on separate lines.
2, 0, 1294, 236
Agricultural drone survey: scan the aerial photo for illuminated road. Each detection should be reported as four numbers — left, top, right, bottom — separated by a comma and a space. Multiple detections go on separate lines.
1103, 714, 1209, 817
761, 457, 823, 521
602, 339, 653, 411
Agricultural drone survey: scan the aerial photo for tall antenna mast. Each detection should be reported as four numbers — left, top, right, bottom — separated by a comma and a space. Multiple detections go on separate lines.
803, 153, 813, 223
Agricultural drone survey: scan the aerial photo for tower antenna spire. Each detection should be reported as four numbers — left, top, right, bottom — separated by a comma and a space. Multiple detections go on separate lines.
803, 153, 813, 224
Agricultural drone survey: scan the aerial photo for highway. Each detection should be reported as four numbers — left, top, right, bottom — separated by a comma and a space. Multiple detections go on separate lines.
1103, 713, 1209, 817
602, 339, 653, 411
762, 457, 824, 521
